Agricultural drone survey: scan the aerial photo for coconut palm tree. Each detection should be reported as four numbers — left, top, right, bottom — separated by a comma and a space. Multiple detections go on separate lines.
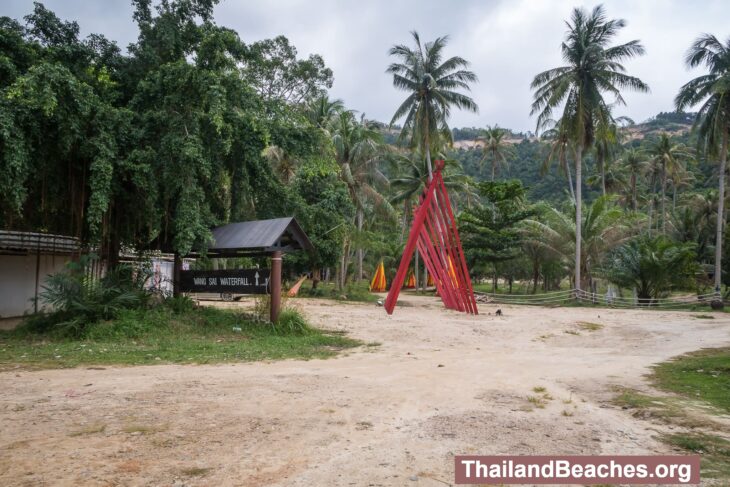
615, 148, 646, 211
524, 196, 637, 290
593, 116, 632, 196
306, 94, 344, 130
262, 145, 298, 185
387, 31, 478, 179
540, 117, 575, 200
675, 34, 730, 293
479, 125, 513, 181
530, 4, 649, 290
331, 111, 392, 283
645, 133, 694, 234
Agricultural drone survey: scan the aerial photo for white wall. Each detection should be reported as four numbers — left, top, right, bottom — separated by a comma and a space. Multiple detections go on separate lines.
0, 254, 70, 318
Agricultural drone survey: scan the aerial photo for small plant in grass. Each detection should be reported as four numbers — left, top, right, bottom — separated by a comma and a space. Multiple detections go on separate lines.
577, 322, 603, 331
527, 395, 547, 408
561, 409, 574, 417
532, 386, 546, 393
181, 467, 211, 477
68, 422, 106, 437
692, 314, 715, 319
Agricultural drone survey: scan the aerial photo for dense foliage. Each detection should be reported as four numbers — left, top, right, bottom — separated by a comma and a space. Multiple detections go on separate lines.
2, 1, 729, 302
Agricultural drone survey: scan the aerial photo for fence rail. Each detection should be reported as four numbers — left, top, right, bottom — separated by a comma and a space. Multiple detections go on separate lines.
475, 288, 723, 308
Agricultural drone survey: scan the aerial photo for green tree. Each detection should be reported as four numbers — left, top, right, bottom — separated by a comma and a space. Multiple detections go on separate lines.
606, 236, 696, 302
460, 180, 535, 289
479, 124, 513, 181
615, 148, 646, 211
524, 196, 636, 290
675, 34, 730, 292
644, 133, 693, 234
387, 31, 478, 179
530, 4, 648, 289
331, 111, 391, 283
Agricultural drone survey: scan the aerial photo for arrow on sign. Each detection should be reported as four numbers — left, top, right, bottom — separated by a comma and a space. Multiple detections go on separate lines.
255, 271, 259, 286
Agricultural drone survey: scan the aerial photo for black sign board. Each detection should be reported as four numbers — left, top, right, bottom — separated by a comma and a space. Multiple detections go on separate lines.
179, 269, 270, 294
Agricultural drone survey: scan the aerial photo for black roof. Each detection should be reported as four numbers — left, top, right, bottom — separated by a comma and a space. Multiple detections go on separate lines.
208, 217, 313, 256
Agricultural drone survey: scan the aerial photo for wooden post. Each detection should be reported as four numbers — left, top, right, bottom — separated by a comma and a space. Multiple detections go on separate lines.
173, 253, 182, 297
270, 251, 282, 323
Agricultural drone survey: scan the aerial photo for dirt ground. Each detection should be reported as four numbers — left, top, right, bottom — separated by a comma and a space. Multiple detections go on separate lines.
1, 295, 730, 486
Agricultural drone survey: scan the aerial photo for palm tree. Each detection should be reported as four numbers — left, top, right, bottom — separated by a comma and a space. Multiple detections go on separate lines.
593, 116, 632, 196
675, 34, 730, 293
331, 111, 392, 283
615, 148, 646, 211
479, 125, 512, 181
388, 31, 478, 179
306, 94, 344, 130
262, 145, 298, 185
524, 196, 637, 290
530, 4, 649, 290
540, 117, 575, 200
645, 133, 694, 234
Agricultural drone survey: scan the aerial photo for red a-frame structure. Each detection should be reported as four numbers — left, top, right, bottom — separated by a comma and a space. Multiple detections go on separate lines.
384, 160, 478, 315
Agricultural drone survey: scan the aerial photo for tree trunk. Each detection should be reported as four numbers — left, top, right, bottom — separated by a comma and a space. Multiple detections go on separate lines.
566, 161, 576, 202
575, 145, 583, 293
356, 208, 364, 281
491, 159, 496, 182
714, 128, 728, 292
631, 174, 637, 211
661, 161, 667, 235
600, 156, 606, 196
532, 260, 539, 294
414, 249, 419, 291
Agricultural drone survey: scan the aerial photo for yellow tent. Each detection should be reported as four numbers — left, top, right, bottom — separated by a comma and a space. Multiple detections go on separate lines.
369, 261, 387, 292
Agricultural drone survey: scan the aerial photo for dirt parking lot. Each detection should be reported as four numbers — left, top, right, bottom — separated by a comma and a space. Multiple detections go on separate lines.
1, 295, 729, 486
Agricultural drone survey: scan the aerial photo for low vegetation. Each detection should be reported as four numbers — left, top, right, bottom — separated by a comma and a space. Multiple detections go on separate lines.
614, 348, 730, 480
0, 299, 359, 370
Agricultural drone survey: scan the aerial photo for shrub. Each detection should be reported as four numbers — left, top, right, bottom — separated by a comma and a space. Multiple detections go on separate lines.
272, 309, 313, 335
26, 255, 151, 337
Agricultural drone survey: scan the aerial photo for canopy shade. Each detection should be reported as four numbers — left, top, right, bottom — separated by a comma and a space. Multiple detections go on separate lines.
206, 217, 314, 257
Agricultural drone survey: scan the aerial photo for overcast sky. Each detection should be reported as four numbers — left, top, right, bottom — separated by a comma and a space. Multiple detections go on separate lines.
3, 0, 728, 131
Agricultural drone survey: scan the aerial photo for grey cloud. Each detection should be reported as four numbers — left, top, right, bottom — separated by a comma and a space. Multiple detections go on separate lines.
2, 0, 728, 131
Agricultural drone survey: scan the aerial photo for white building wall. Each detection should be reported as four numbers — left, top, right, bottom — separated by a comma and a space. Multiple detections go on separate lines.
0, 254, 70, 318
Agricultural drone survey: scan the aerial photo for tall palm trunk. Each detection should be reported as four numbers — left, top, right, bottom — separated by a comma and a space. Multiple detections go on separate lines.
491, 159, 496, 181
631, 173, 638, 211
356, 208, 364, 281
575, 145, 582, 292
661, 161, 667, 235
566, 160, 576, 201
599, 156, 607, 196
714, 128, 728, 292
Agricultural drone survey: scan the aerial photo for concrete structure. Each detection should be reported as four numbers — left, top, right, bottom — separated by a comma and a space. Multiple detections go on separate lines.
0, 231, 80, 322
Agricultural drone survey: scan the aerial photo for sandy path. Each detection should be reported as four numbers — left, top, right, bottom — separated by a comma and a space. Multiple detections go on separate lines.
1, 295, 729, 486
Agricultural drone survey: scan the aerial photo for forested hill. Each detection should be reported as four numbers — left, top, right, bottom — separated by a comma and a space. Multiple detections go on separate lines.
439, 111, 700, 204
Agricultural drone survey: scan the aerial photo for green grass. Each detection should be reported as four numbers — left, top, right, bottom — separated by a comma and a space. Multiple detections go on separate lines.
0, 305, 360, 370
651, 348, 730, 414
298, 280, 380, 303
663, 433, 730, 479
614, 349, 730, 481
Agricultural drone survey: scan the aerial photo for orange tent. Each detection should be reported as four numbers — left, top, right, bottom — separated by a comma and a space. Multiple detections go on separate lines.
287, 275, 307, 297
405, 271, 416, 288
369, 261, 387, 292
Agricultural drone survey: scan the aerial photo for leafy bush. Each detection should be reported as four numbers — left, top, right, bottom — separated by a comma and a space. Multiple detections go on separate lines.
164, 295, 196, 314
26, 255, 151, 337
605, 236, 697, 302
273, 309, 313, 335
